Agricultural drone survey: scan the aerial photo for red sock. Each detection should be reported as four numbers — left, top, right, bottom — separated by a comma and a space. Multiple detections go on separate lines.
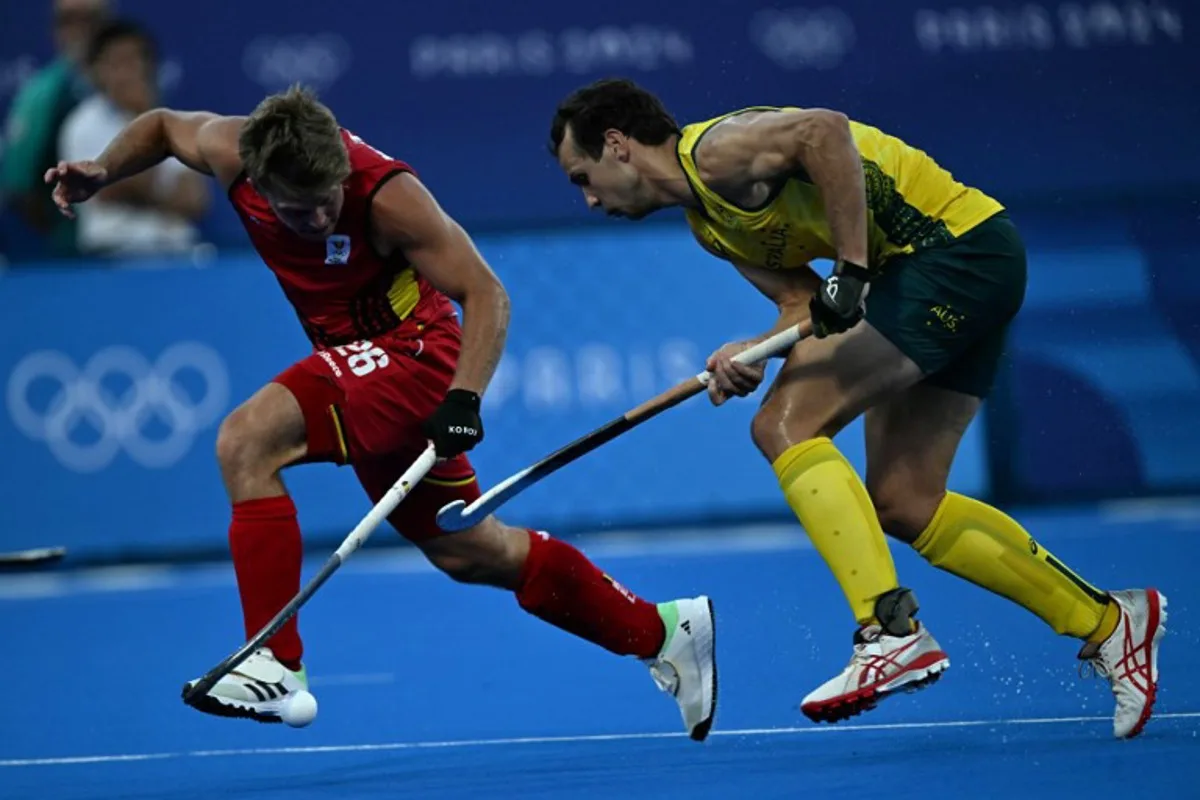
515, 530, 665, 658
228, 495, 303, 671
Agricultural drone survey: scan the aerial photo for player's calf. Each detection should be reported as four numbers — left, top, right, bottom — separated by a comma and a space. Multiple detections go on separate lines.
418, 517, 530, 589
421, 521, 665, 657
423, 521, 717, 740
218, 382, 313, 673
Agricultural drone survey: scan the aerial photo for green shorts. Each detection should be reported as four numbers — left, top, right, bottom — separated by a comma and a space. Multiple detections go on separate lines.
864, 211, 1027, 398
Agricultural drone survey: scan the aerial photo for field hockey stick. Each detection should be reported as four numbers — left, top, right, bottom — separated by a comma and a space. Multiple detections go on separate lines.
0, 546, 67, 569
182, 441, 438, 705
436, 321, 811, 532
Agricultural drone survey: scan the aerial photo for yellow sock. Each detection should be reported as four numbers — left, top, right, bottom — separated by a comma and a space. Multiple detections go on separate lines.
773, 438, 899, 625
913, 493, 1117, 641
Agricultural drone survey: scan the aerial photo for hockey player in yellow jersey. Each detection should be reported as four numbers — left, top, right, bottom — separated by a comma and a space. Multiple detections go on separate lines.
548, 78, 1165, 738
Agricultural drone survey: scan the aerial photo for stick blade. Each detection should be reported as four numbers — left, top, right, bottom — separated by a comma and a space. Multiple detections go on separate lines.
0, 546, 66, 569
435, 499, 476, 532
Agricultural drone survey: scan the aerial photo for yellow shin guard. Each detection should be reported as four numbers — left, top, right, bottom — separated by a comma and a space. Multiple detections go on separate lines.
773, 438, 900, 625
914, 493, 1116, 641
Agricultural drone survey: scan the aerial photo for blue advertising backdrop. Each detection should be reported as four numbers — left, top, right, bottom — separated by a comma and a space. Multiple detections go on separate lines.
1, 228, 990, 562
2, 0, 1198, 563
4, 208, 1200, 563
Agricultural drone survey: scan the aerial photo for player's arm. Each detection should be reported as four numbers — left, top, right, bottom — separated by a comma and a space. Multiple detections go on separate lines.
702, 109, 871, 337
691, 229, 820, 345
94, 110, 243, 180
733, 260, 822, 345
718, 109, 868, 266
693, 231, 820, 404
45, 110, 244, 217
370, 172, 510, 457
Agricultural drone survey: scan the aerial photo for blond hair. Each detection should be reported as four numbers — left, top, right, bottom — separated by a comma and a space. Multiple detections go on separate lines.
238, 84, 350, 194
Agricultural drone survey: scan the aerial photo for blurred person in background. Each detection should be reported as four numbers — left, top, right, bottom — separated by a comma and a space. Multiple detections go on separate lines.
58, 19, 210, 257
0, 0, 109, 259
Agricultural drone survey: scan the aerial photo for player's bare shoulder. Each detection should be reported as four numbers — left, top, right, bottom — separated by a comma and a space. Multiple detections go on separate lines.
367, 170, 449, 258
193, 115, 249, 188
691, 109, 804, 209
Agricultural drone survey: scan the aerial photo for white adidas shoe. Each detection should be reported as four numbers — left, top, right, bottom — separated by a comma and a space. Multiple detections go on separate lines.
645, 596, 718, 741
801, 622, 949, 723
1079, 588, 1167, 739
184, 647, 310, 724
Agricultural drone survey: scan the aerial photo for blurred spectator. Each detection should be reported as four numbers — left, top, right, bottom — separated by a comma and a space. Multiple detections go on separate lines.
0, 0, 110, 258
58, 19, 210, 257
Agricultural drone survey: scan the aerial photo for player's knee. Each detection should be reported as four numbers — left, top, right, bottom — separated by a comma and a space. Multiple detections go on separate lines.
751, 400, 842, 462
422, 520, 527, 589
868, 478, 943, 544
750, 403, 787, 461
217, 387, 307, 485
215, 405, 261, 480
428, 550, 512, 587
427, 549, 487, 584
216, 406, 288, 486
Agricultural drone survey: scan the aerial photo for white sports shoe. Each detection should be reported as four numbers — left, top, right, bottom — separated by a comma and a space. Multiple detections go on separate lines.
183, 647, 309, 724
801, 623, 950, 723
1079, 588, 1167, 739
645, 596, 718, 741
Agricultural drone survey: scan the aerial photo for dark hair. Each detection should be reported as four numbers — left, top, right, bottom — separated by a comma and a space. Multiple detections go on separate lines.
238, 84, 351, 195
548, 78, 680, 160
86, 19, 157, 66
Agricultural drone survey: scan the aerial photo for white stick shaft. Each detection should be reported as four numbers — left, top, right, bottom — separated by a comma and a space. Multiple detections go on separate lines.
334, 442, 438, 560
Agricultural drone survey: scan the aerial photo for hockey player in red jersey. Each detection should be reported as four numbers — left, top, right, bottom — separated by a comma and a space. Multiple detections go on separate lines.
46, 85, 717, 740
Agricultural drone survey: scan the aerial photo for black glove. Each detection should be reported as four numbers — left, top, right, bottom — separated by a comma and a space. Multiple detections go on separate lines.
809, 259, 870, 338
422, 389, 484, 458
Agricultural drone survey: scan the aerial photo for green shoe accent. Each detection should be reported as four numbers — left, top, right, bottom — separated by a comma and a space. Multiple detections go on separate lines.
656, 601, 680, 657
290, 665, 308, 689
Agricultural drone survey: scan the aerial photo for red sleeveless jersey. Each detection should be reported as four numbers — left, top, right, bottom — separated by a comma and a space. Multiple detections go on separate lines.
227, 130, 446, 349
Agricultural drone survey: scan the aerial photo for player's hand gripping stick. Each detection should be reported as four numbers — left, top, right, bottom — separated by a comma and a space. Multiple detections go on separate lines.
435, 321, 812, 532
181, 442, 439, 706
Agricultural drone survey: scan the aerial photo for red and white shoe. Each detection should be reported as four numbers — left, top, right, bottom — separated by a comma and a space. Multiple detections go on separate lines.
1078, 588, 1167, 739
801, 623, 950, 723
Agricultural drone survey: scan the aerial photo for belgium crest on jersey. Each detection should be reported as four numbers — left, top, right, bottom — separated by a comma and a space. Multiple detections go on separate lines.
325, 234, 351, 265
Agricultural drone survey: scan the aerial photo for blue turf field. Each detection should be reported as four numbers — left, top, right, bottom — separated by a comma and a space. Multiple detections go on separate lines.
2, 503, 1197, 799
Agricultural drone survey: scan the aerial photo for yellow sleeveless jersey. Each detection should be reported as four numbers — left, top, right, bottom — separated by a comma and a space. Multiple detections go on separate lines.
677, 107, 1004, 272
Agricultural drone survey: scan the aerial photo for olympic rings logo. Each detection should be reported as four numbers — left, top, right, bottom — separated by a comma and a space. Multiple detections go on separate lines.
6, 343, 230, 473
749, 7, 856, 70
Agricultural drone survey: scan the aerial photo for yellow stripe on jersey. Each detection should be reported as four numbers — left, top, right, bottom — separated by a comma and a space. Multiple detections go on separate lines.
387, 267, 421, 321
327, 404, 349, 463
677, 107, 1004, 273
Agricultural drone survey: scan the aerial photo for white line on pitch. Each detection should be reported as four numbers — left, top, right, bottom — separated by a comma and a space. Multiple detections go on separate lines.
3, 711, 1198, 768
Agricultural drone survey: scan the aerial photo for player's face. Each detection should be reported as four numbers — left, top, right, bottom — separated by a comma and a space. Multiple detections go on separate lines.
263, 184, 346, 240
557, 126, 652, 220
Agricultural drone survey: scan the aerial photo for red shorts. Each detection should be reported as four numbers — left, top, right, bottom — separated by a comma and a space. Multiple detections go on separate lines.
272, 304, 481, 542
